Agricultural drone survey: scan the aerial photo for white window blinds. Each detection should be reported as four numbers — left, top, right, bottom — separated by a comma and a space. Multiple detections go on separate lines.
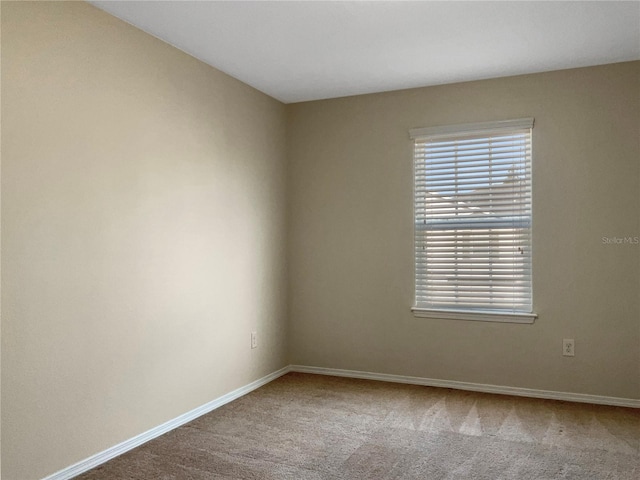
411, 118, 533, 315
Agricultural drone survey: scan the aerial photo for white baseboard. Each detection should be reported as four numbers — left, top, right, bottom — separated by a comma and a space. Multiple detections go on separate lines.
42, 366, 291, 480
42, 363, 639, 479
289, 365, 640, 409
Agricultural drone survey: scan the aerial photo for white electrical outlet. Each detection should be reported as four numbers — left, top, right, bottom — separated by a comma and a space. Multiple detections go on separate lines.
563, 339, 575, 357
251, 331, 257, 349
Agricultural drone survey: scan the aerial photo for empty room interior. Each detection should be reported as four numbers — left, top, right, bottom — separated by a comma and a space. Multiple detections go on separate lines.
2, 1, 639, 479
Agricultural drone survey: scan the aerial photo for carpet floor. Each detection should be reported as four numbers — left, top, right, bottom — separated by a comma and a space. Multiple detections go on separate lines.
76, 372, 640, 479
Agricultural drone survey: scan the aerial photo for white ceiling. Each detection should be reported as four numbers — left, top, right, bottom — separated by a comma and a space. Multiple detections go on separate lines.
89, 1, 640, 104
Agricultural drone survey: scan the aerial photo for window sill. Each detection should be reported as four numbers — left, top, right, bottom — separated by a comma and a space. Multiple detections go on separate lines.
411, 307, 537, 324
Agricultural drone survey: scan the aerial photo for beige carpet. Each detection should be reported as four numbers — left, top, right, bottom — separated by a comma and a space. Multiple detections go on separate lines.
77, 373, 640, 479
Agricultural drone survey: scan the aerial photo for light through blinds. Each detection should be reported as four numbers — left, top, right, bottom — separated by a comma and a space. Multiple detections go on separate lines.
411, 118, 534, 315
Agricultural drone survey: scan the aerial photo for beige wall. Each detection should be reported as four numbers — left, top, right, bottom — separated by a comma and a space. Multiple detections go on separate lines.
1, 2, 287, 479
0, 1, 3, 476
287, 62, 640, 400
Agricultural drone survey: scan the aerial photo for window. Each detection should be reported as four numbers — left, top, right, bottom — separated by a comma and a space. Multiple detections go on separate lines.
410, 118, 536, 323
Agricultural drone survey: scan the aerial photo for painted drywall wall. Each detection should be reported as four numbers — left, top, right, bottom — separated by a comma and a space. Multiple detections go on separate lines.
0, 1, 3, 476
287, 62, 640, 400
1, 2, 287, 479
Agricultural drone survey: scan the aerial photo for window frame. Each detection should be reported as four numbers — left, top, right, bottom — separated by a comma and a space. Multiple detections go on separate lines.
410, 118, 537, 324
